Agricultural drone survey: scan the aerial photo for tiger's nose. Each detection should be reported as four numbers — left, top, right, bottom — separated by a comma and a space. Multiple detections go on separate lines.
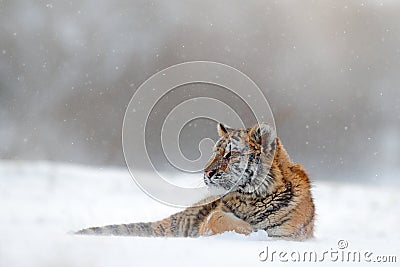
205, 170, 217, 178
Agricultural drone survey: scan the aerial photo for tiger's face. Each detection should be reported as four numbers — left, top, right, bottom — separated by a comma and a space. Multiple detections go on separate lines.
203, 122, 276, 195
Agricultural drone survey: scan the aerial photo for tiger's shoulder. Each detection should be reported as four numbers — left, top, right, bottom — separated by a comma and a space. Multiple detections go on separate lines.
220, 137, 315, 240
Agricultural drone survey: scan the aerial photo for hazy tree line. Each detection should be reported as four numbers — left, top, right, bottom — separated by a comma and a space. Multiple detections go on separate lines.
0, 0, 399, 181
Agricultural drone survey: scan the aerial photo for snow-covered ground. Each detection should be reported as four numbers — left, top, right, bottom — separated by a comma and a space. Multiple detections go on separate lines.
0, 161, 399, 267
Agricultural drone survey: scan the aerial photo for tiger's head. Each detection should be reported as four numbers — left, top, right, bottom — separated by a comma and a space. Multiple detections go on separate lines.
203, 122, 277, 196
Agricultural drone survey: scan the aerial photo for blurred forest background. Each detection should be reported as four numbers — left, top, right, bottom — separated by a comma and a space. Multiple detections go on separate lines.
0, 0, 399, 182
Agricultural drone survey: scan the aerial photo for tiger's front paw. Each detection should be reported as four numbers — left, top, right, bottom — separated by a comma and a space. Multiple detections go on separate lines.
199, 210, 252, 236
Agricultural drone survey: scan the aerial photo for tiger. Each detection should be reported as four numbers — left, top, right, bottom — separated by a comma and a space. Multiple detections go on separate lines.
76, 122, 315, 240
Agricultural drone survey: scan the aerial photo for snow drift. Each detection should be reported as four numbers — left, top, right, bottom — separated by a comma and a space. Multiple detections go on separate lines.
0, 161, 398, 266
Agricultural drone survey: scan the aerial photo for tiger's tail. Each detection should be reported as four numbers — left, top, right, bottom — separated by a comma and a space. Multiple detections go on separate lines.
75, 212, 181, 237
75, 222, 158, 236
75, 199, 217, 237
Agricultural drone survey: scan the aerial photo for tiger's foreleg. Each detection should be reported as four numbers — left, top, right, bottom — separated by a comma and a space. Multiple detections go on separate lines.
199, 210, 252, 236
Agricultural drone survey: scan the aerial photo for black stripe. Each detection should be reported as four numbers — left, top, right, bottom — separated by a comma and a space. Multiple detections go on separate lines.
170, 215, 179, 237
264, 216, 291, 230
268, 209, 314, 239
158, 223, 165, 235
248, 185, 294, 225
268, 233, 294, 238
183, 217, 190, 237
231, 135, 240, 142
242, 153, 255, 181
301, 210, 315, 229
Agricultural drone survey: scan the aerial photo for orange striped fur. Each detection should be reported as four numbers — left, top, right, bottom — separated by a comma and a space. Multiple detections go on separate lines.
76, 123, 314, 240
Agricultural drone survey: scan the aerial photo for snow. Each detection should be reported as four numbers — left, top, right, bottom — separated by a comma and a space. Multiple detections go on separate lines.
0, 161, 399, 267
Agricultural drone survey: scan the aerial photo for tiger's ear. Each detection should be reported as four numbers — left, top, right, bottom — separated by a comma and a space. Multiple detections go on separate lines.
249, 123, 276, 151
217, 123, 230, 137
